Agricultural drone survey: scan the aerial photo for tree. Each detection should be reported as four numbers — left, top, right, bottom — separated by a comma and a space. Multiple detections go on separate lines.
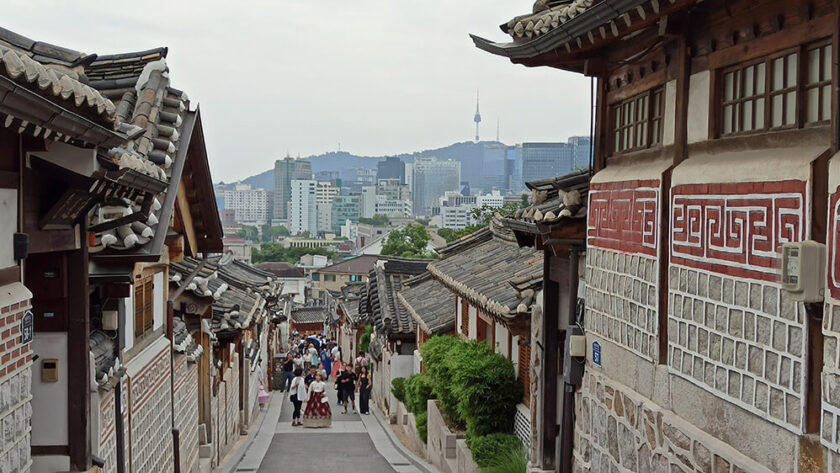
438, 226, 483, 243
359, 214, 390, 226
237, 225, 259, 241
260, 224, 289, 242
381, 224, 436, 258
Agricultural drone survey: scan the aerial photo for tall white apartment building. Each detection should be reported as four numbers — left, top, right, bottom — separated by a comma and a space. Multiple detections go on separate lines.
223, 182, 271, 225
476, 189, 504, 208
290, 180, 317, 236
439, 190, 505, 230
360, 186, 376, 219
315, 181, 339, 233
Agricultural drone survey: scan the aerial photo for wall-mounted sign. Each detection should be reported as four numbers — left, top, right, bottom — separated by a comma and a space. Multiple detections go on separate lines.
592, 341, 601, 367
21, 310, 33, 345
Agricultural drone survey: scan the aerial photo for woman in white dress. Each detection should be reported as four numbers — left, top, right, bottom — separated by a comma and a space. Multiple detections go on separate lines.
303, 372, 332, 428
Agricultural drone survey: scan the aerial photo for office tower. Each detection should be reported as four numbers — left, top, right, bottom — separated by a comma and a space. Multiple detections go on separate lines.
482, 143, 508, 192
376, 157, 406, 184
412, 157, 461, 216
289, 180, 317, 235
520, 142, 574, 186
273, 157, 312, 220
360, 186, 376, 218
222, 182, 271, 225
331, 195, 360, 233
568, 135, 593, 169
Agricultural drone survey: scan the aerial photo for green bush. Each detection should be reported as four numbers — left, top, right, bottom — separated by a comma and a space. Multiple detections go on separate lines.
420, 335, 464, 426
415, 411, 428, 443
448, 341, 519, 440
391, 377, 406, 403
359, 325, 373, 353
404, 373, 434, 415
470, 433, 524, 469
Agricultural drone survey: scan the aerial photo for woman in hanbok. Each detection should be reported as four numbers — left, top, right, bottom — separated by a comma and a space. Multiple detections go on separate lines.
303, 372, 332, 428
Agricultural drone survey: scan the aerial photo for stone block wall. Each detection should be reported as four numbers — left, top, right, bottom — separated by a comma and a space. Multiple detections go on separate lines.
247, 363, 259, 425
822, 180, 840, 456
0, 289, 32, 473
572, 370, 772, 473
587, 247, 659, 361
126, 340, 174, 473
173, 354, 199, 473
223, 353, 240, 450
668, 265, 806, 432
98, 389, 118, 473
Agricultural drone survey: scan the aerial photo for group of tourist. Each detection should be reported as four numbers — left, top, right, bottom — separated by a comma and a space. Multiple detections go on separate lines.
280, 332, 372, 428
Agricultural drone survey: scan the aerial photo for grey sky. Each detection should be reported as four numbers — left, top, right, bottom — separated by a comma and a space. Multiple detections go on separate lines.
8, 0, 591, 182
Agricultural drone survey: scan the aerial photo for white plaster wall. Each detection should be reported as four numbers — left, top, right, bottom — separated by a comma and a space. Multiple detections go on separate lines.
511, 335, 519, 369
153, 271, 164, 330
31, 332, 68, 446
468, 306, 477, 340
687, 71, 711, 144
456, 296, 462, 335
123, 292, 134, 352
0, 189, 17, 269
495, 324, 509, 357
662, 79, 677, 146
390, 354, 414, 410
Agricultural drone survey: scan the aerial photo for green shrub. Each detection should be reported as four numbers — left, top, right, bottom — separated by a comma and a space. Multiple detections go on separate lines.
359, 325, 373, 353
470, 433, 524, 469
415, 411, 428, 443
404, 373, 434, 415
391, 377, 407, 403
421, 335, 464, 426
449, 341, 519, 439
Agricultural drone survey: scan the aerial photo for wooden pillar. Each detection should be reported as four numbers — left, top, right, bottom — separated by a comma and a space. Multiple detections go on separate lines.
593, 78, 609, 172
68, 227, 90, 471
535, 250, 560, 471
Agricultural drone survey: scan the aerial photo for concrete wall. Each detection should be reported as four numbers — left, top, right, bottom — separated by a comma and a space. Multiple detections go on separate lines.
125, 337, 174, 473
173, 354, 200, 473
1, 284, 32, 473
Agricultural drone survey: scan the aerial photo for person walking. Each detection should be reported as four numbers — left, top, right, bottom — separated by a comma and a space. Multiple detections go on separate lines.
280, 354, 295, 392
308, 343, 320, 371
357, 366, 372, 415
303, 372, 331, 428
289, 368, 305, 426
338, 367, 357, 413
354, 351, 368, 375
320, 347, 333, 381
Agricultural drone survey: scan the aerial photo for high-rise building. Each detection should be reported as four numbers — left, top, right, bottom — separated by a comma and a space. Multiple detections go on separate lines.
289, 179, 317, 235
273, 157, 312, 221
568, 135, 592, 169
222, 182, 271, 224
376, 157, 405, 184
360, 186, 376, 219
315, 181, 340, 233
520, 142, 574, 186
482, 143, 507, 192
412, 157, 461, 217
331, 195, 360, 233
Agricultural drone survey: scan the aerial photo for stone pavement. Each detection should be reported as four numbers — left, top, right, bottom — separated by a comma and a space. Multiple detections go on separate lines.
221, 382, 437, 473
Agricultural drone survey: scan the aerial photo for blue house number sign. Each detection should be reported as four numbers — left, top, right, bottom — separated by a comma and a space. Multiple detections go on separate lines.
21, 311, 33, 345
592, 341, 602, 366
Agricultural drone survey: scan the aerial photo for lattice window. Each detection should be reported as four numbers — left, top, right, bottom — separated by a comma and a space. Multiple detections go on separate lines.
611, 87, 664, 154
518, 343, 531, 406
134, 274, 155, 339
805, 41, 833, 124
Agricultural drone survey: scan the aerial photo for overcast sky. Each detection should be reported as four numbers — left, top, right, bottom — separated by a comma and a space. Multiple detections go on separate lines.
8, 0, 591, 181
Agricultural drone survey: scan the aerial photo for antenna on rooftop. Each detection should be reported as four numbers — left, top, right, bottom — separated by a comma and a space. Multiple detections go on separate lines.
474, 90, 481, 143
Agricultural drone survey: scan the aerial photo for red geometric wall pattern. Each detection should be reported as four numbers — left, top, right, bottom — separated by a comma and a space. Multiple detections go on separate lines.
587, 180, 660, 257
827, 192, 840, 298
671, 181, 807, 282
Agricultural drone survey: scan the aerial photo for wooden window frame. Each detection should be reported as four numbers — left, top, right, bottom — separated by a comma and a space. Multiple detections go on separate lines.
804, 39, 833, 126
718, 39, 832, 137
518, 343, 531, 406
134, 274, 155, 340
460, 298, 469, 338
609, 87, 664, 155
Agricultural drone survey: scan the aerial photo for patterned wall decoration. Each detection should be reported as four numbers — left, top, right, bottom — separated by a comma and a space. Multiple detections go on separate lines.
99, 389, 118, 473
588, 180, 661, 257
128, 344, 174, 473
671, 181, 807, 282
827, 192, 840, 299
173, 355, 199, 473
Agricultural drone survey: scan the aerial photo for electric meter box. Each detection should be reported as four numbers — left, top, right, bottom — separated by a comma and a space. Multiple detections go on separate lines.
779, 241, 826, 302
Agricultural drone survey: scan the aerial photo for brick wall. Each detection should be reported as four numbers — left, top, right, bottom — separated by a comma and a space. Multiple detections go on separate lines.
0, 287, 32, 473
173, 354, 199, 473
126, 339, 174, 473
573, 370, 772, 473
98, 389, 118, 473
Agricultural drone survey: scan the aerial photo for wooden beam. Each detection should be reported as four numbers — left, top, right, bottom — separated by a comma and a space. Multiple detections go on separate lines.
176, 184, 198, 258
538, 253, 559, 470
67, 232, 90, 470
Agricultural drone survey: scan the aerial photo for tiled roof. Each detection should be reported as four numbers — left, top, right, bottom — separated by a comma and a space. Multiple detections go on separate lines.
504, 0, 597, 41
173, 316, 203, 362
317, 255, 380, 274
507, 168, 590, 229
90, 330, 121, 390
292, 306, 329, 324
398, 272, 455, 335
256, 262, 306, 278
429, 223, 542, 322
337, 282, 365, 323
362, 257, 431, 338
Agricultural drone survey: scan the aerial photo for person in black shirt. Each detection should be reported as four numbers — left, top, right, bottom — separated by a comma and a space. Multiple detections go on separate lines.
281, 354, 295, 392
338, 369, 357, 413
304, 366, 317, 388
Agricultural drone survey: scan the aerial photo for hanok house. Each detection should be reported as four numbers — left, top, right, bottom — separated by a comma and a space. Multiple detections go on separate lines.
333, 281, 365, 365
168, 254, 282, 469
290, 305, 330, 335
474, 0, 840, 471
427, 219, 543, 452
359, 257, 430, 417
397, 271, 456, 373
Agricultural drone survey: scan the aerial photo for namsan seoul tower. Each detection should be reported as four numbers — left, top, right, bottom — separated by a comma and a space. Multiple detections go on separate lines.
473, 90, 481, 142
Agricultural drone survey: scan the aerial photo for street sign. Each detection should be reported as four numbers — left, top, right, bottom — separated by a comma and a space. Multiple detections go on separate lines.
592, 341, 601, 366
21, 311, 33, 345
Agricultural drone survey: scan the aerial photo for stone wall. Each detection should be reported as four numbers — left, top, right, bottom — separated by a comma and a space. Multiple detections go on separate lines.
173, 354, 199, 473
224, 353, 240, 451
98, 389, 118, 473
668, 265, 806, 433
126, 338, 174, 473
572, 370, 772, 473
0, 286, 32, 473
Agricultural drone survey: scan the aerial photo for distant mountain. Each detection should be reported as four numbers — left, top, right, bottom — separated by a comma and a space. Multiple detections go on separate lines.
221, 141, 507, 191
